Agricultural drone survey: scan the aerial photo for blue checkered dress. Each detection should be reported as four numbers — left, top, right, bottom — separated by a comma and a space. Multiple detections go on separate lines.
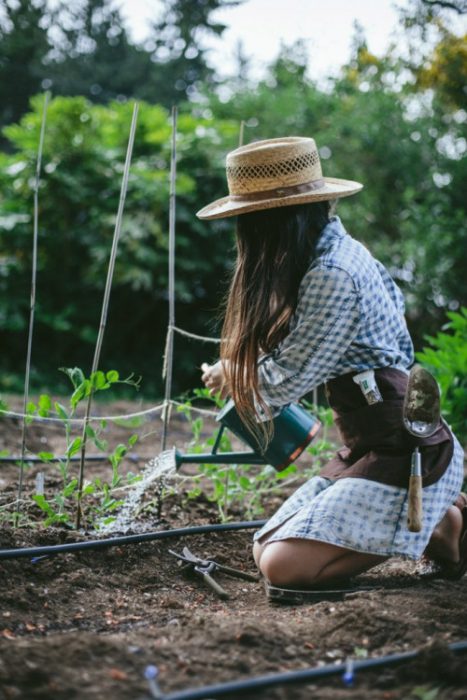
254, 217, 464, 559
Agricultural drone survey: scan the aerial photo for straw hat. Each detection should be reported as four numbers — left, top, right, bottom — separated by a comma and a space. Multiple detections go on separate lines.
196, 136, 363, 220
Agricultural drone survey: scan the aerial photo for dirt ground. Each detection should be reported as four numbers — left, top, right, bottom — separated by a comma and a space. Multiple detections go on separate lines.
1, 398, 467, 700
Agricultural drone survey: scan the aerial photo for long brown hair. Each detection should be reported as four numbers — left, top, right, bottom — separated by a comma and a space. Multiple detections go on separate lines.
221, 201, 333, 442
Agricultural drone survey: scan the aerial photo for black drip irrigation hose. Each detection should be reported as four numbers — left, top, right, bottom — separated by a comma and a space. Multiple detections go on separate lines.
0, 520, 267, 560
157, 641, 467, 700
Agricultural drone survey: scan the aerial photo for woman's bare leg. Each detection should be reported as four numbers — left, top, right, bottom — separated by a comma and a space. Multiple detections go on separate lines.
253, 494, 467, 588
253, 541, 263, 568
254, 508, 463, 588
255, 538, 387, 587
424, 505, 463, 564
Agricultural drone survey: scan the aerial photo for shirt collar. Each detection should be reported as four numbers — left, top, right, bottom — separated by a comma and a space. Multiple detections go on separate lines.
315, 215, 347, 256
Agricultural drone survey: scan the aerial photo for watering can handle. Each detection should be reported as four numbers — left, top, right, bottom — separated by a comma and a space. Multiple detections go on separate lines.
211, 424, 226, 455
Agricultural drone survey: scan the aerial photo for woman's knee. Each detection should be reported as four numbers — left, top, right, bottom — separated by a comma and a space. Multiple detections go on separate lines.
258, 541, 320, 586
258, 544, 291, 585
256, 539, 379, 586
252, 541, 264, 568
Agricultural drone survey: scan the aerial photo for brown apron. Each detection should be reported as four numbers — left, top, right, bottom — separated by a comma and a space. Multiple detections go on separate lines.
319, 368, 454, 489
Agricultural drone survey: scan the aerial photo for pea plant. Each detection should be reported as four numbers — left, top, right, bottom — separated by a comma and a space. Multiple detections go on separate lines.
3, 367, 141, 529
176, 389, 336, 522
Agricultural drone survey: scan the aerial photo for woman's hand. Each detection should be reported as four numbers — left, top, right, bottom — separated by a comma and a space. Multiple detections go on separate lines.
201, 361, 229, 399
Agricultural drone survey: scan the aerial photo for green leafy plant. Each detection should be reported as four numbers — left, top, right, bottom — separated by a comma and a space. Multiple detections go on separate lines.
352, 646, 368, 659
416, 307, 467, 442
302, 401, 337, 467
24, 367, 140, 528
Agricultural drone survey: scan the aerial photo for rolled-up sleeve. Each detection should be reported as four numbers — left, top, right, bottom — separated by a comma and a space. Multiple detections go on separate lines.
258, 263, 360, 407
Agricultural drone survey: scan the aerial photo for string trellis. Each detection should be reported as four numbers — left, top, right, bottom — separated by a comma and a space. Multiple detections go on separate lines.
3, 99, 221, 480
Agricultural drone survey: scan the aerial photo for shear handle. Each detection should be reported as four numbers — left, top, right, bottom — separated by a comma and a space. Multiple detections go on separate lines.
168, 549, 194, 565
181, 546, 210, 565
182, 546, 259, 581
214, 563, 260, 582
195, 564, 229, 599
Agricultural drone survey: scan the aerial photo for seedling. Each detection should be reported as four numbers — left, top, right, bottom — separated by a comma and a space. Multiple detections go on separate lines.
4, 367, 141, 529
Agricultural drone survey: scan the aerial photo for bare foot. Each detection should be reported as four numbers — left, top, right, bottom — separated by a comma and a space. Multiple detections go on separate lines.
454, 492, 467, 511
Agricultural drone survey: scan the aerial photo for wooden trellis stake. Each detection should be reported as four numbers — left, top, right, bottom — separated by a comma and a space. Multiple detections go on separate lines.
76, 103, 139, 529
161, 105, 178, 453
16, 92, 50, 525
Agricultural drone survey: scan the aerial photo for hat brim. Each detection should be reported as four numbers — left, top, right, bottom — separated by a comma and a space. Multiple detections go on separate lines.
196, 177, 363, 221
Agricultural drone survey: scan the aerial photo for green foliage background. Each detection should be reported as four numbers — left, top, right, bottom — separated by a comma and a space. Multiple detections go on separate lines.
0, 96, 240, 393
416, 308, 467, 440
0, 0, 466, 401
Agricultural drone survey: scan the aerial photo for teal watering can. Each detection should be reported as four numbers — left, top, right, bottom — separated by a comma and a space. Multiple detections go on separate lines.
174, 400, 321, 472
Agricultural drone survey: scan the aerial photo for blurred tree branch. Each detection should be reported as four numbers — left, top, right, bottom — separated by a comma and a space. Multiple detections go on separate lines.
421, 0, 466, 13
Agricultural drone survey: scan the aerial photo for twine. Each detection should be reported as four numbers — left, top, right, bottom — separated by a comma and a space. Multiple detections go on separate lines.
172, 325, 220, 344
171, 400, 219, 417
0, 403, 166, 424
0, 399, 220, 425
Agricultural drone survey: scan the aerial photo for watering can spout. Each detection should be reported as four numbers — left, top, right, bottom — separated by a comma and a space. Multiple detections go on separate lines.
174, 448, 266, 468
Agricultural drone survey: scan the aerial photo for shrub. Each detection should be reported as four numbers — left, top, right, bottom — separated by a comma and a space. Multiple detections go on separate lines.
416, 307, 467, 442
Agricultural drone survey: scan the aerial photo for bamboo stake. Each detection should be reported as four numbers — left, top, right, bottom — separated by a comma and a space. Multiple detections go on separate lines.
75, 102, 139, 529
238, 120, 245, 147
313, 387, 318, 408
15, 92, 50, 526
160, 106, 178, 453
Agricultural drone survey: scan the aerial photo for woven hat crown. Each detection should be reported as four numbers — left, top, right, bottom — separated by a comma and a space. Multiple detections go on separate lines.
196, 134, 363, 220
226, 137, 323, 196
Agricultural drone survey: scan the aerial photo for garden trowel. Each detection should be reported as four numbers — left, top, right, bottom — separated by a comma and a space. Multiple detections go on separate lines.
403, 365, 441, 533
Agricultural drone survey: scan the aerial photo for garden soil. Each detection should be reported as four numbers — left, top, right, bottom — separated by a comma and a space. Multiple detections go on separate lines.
1, 399, 467, 700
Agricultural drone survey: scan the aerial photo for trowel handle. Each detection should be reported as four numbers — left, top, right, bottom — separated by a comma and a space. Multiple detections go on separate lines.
407, 447, 423, 533
408, 476, 423, 532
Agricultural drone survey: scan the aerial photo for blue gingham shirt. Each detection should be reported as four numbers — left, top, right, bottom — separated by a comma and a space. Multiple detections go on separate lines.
258, 216, 414, 407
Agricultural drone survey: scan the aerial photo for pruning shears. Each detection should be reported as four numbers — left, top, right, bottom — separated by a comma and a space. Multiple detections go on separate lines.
169, 546, 259, 600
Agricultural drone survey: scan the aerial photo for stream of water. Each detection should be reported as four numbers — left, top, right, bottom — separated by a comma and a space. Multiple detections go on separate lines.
96, 449, 178, 534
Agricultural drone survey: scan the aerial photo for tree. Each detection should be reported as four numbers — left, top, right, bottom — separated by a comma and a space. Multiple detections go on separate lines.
48, 0, 245, 107
0, 0, 52, 132
145, 0, 242, 104
45, 0, 153, 104
0, 0, 245, 131
415, 29, 467, 109
398, 0, 467, 110
404, 0, 466, 23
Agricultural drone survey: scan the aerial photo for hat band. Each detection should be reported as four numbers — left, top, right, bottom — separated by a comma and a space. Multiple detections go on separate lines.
230, 178, 325, 203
